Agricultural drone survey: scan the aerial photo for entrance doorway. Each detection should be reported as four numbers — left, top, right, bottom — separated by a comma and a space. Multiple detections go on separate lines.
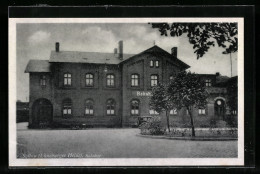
32, 98, 53, 125
214, 99, 225, 119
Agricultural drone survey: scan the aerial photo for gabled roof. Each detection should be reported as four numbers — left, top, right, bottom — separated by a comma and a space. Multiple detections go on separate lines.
25, 60, 51, 73
120, 45, 190, 69
49, 45, 190, 69
49, 51, 134, 64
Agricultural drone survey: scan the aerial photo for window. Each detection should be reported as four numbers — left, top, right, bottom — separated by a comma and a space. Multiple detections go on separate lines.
170, 108, 177, 115
131, 74, 139, 87
85, 73, 94, 86
149, 109, 159, 115
130, 99, 140, 115
62, 98, 72, 116
106, 74, 115, 87
106, 99, 115, 115
198, 108, 206, 115
150, 60, 154, 67
40, 75, 46, 86
151, 75, 158, 87
169, 75, 174, 81
64, 73, 72, 86
85, 99, 94, 115
205, 79, 211, 87
155, 60, 159, 68
186, 109, 189, 115
232, 110, 237, 115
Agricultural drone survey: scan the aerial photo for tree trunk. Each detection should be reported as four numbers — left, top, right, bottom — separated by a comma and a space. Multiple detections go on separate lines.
166, 110, 170, 132
187, 106, 195, 137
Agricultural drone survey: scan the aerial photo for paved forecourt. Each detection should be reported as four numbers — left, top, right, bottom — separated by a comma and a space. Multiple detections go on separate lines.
17, 125, 237, 158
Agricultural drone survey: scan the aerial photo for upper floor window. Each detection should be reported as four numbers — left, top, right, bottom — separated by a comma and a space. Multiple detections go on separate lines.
149, 109, 159, 115
231, 109, 237, 115
131, 99, 140, 116
169, 75, 174, 81
106, 99, 116, 115
151, 75, 158, 87
64, 73, 72, 86
131, 74, 139, 87
170, 108, 177, 115
85, 99, 94, 116
40, 75, 46, 86
106, 74, 115, 87
85, 73, 94, 87
205, 79, 211, 87
198, 108, 206, 115
155, 60, 159, 68
150, 60, 154, 67
62, 98, 72, 116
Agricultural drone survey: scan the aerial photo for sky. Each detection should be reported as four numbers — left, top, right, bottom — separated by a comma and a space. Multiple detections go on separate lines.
16, 23, 237, 102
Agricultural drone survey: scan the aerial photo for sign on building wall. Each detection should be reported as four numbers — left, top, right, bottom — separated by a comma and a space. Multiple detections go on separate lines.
133, 91, 152, 97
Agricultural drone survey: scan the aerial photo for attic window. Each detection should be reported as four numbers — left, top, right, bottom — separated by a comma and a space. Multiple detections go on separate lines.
40, 75, 46, 86
150, 60, 154, 67
205, 79, 212, 87
155, 60, 159, 68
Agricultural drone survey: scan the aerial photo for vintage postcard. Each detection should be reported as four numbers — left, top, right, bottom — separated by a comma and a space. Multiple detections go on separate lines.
9, 18, 244, 166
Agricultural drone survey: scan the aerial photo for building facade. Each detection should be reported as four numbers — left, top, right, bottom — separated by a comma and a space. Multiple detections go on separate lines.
25, 41, 234, 128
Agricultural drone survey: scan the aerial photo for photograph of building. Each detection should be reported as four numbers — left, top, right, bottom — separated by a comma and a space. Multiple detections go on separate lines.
11, 20, 241, 162
25, 40, 237, 128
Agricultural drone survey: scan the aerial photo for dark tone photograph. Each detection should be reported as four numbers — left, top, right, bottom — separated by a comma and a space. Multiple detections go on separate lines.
16, 22, 238, 159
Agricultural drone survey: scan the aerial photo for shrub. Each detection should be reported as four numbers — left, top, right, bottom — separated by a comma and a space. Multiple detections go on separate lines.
139, 116, 165, 135
210, 119, 217, 128
226, 115, 237, 128
216, 120, 228, 128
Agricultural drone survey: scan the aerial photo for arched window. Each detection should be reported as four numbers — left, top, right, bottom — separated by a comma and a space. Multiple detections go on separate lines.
64, 73, 72, 86
85, 99, 94, 115
130, 99, 140, 116
155, 60, 159, 68
106, 99, 116, 115
40, 75, 46, 86
150, 60, 154, 67
106, 74, 115, 87
151, 75, 158, 87
131, 74, 139, 87
85, 73, 94, 86
62, 98, 72, 116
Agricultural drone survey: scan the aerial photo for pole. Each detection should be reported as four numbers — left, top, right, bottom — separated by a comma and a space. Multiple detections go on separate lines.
230, 53, 232, 77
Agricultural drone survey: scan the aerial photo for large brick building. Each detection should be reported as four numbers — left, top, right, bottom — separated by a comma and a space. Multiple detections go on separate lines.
25, 41, 234, 128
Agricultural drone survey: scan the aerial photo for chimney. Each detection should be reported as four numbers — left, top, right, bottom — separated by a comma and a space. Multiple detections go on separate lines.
216, 72, 220, 76
114, 48, 118, 57
118, 40, 123, 60
55, 42, 60, 52
171, 47, 177, 57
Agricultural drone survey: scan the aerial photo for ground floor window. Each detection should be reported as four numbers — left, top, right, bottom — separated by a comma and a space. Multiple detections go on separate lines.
198, 108, 206, 115
149, 109, 159, 115
131, 99, 140, 116
107, 99, 115, 115
85, 99, 94, 116
170, 108, 177, 115
62, 98, 72, 116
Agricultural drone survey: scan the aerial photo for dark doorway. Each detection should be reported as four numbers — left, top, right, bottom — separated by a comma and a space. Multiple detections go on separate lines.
214, 99, 225, 119
32, 98, 53, 125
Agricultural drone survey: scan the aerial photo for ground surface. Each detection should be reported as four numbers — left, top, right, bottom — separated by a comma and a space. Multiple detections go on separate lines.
17, 122, 237, 158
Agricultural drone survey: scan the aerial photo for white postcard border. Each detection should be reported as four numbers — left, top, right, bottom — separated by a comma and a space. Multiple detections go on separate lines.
9, 18, 244, 166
